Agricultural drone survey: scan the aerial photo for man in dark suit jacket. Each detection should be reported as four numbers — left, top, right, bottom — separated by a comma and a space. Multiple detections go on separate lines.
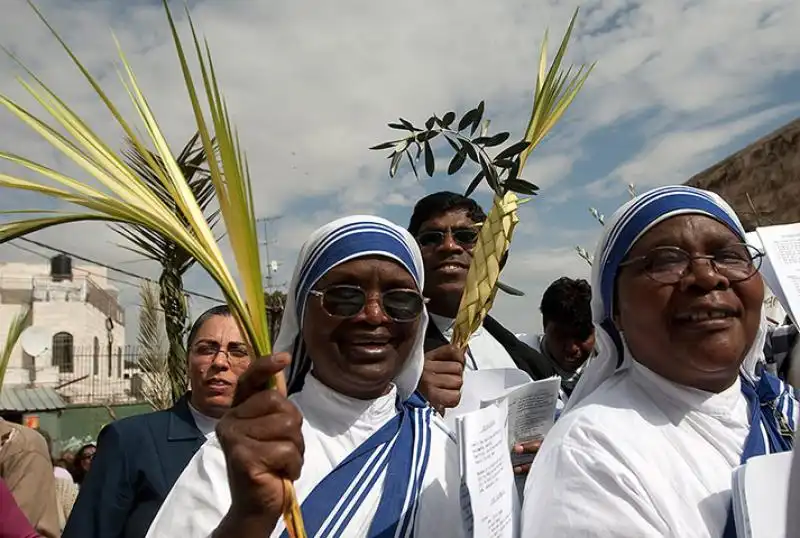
423, 316, 556, 382
409, 192, 553, 474
63, 395, 205, 538
63, 305, 252, 538
409, 190, 553, 379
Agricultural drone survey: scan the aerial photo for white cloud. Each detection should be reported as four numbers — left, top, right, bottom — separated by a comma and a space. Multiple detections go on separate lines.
493, 245, 594, 333
0, 0, 799, 340
587, 102, 800, 196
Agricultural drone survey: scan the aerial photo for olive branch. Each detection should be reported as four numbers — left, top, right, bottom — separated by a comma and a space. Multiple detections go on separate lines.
370, 102, 539, 198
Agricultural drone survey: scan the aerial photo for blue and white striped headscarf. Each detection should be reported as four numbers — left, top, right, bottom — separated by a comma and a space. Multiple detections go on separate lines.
564, 185, 795, 537
274, 215, 434, 538
566, 185, 769, 410
276, 214, 428, 400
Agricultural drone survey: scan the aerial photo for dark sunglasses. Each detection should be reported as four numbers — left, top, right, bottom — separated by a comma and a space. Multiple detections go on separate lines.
308, 284, 427, 322
416, 228, 479, 248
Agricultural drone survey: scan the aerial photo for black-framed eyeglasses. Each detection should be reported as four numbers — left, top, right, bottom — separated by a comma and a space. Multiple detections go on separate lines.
619, 243, 764, 284
192, 341, 250, 362
416, 227, 479, 248
309, 284, 427, 322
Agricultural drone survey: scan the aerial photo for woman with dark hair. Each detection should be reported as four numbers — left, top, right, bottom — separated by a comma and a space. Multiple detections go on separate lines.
521, 186, 797, 537
148, 216, 465, 538
63, 306, 252, 538
70, 444, 95, 486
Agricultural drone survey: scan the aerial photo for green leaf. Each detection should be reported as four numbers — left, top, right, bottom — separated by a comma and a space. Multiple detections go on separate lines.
493, 159, 515, 168
442, 111, 456, 127
462, 141, 479, 162
483, 132, 510, 147
370, 140, 397, 150
458, 106, 479, 131
507, 159, 521, 181
424, 140, 435, 176
399, 118, 419, 131
405, 151, 419, 179
447, 150, 467, 175
464, 169, 485, 197
390, 151, 403, 177
505, 178, 539, 194
416, 131, 439, 143
444, 135, 461, 153
496, 140, 531, 160
470, 101, 485, 135
478, 154, 499, 193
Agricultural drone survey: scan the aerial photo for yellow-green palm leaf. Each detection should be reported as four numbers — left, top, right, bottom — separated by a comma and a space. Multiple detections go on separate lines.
0, 1, 302, 534
0, 307, 30, 393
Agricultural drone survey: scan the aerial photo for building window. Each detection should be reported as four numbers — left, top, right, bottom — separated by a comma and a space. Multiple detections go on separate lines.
117, 347, 122, 379
93, 337, 99, 376
51, 332, 74, 373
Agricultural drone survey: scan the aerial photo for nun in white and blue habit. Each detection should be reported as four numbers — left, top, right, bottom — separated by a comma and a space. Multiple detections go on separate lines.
521, 186, 796, 537
146, 215, 465, 538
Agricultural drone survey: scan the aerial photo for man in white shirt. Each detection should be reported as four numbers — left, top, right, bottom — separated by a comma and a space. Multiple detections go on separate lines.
518, 277, 595, 405
407, 191, 555, 411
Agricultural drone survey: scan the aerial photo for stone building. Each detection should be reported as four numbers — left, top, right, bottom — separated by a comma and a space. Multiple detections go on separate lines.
0, 255, 135, 404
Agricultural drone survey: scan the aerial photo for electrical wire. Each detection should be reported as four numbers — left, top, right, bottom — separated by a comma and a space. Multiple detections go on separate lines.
8, 237, 224, 302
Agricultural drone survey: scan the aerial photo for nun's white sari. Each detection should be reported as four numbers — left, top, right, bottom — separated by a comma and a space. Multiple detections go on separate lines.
521, 186, 797, 538
146, 216, 465, 538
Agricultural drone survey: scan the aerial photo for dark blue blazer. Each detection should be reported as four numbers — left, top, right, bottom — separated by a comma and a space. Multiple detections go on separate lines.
63, 394, 206, 538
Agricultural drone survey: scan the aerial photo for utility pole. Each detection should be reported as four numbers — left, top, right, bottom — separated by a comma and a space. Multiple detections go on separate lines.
256, 216, 284, 291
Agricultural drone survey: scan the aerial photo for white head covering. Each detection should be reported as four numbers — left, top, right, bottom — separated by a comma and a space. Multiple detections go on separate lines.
565, 185, 767, 412
275, 215, 428, 401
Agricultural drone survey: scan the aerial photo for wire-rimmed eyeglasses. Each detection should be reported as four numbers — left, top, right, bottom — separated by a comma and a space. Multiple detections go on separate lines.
618, 243, 764, 284
192, 341, 250, 362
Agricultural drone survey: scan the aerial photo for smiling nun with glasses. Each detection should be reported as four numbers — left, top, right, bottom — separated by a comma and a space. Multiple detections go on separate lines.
521, 186, 796, 537
146, 216, 465, 538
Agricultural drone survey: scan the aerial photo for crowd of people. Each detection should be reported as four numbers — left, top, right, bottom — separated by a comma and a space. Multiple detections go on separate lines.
0, 415, 96, 537
0, 186, 797, 537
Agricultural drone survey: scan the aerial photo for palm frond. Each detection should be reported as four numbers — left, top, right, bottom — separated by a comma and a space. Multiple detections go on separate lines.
136, 283, 172, 411
0, 307, 30, 392
0, 2, 297, 531
113, 131, 218, 270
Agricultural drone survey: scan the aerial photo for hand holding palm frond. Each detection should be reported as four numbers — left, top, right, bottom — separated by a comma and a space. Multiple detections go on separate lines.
0, 1, 304, 534
372, 8, 593, 349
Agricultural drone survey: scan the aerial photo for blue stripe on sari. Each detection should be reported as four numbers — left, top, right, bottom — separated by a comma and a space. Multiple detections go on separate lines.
722, 372, 796, 537
279, 393, 433, 538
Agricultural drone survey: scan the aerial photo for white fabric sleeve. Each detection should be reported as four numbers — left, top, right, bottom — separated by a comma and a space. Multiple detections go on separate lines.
145, 437, 232, 538
521, 438, 668, 537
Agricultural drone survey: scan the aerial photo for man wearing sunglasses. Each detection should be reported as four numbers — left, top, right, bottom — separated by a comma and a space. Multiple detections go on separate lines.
408, 192, 555, 415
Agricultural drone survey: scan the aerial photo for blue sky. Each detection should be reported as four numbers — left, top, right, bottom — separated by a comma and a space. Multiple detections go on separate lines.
0, 0, 799, 340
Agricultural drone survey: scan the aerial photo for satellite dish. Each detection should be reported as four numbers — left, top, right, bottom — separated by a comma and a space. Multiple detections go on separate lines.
20, 326, 50, 358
